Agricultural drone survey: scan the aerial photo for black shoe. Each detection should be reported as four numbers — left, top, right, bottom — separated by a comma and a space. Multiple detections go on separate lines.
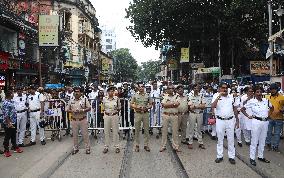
0, 150, 3, 154
193, 137, 198, 141
211, 136, 216, 140
245, 142, 251, 146
26, 141, 36, 146
258, 157, 270, 163
181, 141, 189, 145
250, 159, 256, 166
18, 144, 25, 147
149, 129, 153, 135
272, 146, 280, 153
238, 142, 243, 147
215, 157, 223, 163
41, 140, 46, 145
229, 158, 236, 164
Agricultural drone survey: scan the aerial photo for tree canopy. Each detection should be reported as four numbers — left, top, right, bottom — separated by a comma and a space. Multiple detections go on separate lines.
111, 48, 139, 82
126, 0, 283, 75
137, 60, 161, 81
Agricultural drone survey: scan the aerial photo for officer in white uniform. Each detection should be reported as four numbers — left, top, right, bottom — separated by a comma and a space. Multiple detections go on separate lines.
241, 86, 273, 166
150, 81, 162, 131
27, 86, 46, 146
13, 87, 28, 147
211, 83, 239, 164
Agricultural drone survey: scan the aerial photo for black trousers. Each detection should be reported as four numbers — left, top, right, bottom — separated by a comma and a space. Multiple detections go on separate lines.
3, 124, 17, 151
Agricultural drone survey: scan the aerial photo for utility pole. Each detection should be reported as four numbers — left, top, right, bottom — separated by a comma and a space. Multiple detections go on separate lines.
268, 0, 274, 76
218, 19, 221, 82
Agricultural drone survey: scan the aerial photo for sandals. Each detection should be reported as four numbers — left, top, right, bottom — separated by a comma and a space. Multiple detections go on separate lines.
115, 148, 120, 153
103, 148, 108, 154
199, 144, 206, 149
86, 149, 91, 154
134, 145, 139, 152
159, 147, 166, 152
72, 149, 79, 155
144, 146, 151, 152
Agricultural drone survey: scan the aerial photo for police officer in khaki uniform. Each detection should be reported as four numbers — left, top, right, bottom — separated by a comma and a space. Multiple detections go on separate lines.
188, 84, 206, 149
176, 85, 189, 145
102, 86, 121, 154
160, 85, 180, 152
130, 82, 152, 152
66, 87, 91, 155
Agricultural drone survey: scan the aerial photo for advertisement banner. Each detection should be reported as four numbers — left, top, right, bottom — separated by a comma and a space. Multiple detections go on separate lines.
196, 67, 220, 74
39, 15, 59, 46
101, 57, 109, 71
250, 61, 270, 75
180, 48, 189, 63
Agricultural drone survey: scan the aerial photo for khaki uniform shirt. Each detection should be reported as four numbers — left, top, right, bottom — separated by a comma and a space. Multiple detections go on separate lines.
103, 96, 121, 114
67, 97, 91, 119
188, 93, 205, 113
162, 94, 179, 113
130, 92, 151, 113
177, 95, 189, 113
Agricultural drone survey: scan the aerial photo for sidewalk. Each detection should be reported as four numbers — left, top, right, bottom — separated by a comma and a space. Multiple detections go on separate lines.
0, 133, 73, 178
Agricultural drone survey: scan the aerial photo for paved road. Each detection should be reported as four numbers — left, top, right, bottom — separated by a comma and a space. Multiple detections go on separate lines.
1, 129, 284, 178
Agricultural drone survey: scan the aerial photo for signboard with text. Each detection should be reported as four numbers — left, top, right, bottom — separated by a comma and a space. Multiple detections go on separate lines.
180, 48, 189, 63
39, 15, 59, 46
250, 61, 270, 75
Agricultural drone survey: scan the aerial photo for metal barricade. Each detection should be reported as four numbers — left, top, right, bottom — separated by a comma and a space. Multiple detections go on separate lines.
87, 98, 134, 131
44, 99, 68, 141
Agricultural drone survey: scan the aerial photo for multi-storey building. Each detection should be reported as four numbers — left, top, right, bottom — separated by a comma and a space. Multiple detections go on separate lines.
101, 26, 116, 53
0, 0, 101, 88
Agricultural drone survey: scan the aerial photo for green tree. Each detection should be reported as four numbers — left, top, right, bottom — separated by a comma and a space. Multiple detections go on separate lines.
126, 0, 283, 75
111, 48, 139, 82
137, 60, 161, 82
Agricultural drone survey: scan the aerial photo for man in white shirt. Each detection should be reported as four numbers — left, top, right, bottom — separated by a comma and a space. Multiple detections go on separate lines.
150, 81, 162, 129
13, 87, 28, 147
26, 86, 46, 146
211, 83, 239, 165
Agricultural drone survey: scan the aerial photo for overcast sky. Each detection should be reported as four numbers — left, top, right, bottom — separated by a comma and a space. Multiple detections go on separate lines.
90, 0, 160, 64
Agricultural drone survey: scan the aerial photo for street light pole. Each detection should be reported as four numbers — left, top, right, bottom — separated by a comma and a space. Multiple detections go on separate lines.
268, 0, 274, 76
218, 19, 221, 83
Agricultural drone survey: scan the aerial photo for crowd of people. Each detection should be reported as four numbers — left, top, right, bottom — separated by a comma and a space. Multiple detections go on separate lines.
0, 80, 283, 167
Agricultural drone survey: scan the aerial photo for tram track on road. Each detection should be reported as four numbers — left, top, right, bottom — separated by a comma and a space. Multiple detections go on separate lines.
119, 132, 133, 178
167, 136, 190, 178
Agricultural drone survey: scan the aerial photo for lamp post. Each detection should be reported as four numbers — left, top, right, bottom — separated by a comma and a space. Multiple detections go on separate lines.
268, 0, 273, 76
275, 5, 284, 30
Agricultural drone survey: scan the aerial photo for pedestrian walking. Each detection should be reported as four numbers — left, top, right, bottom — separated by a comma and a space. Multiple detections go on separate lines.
160, 85, 180, 152
211, 83, 239, 164
2, 90, 23, 157
265, 83, 284, 152
102, 86, 121, 154
13, 87, 28, 147
188, 84, 206, 149
67, 87, 91, 155
26, 86, 46, 146
241, 86, 272, 166
130, 82, 152, 152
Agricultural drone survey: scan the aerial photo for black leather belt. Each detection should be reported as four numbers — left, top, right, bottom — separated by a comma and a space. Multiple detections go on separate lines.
17, 109, 27, 113
190, 111, 203, 114
217, 116, 233, 120
254, 116, 268, 121
30, 109, 40, 112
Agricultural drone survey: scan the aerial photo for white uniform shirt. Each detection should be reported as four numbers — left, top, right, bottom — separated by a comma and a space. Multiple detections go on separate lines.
13, 94, 27, 111
212, 93, 235, 118
244, 98, 272, 118
88, 90, 98, 100
28, 93, 44, 110
150, 89, 161, 102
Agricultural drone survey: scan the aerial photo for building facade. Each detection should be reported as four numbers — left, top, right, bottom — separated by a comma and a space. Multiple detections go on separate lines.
0, 0, 101, 89
100, 26, 116, 53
